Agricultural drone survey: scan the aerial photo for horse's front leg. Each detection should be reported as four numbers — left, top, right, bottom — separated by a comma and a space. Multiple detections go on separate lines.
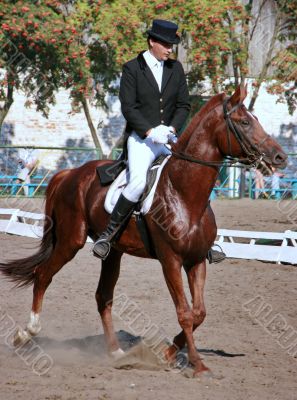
187, 259, 207, 327
160, 258, 209, 375
165, 260, 207, 361
95, 249, 124, 359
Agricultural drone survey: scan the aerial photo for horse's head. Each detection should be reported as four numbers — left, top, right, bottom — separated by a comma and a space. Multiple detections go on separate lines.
217, 85, 287, 173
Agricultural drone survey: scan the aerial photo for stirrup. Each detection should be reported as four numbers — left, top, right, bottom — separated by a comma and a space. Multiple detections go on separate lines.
207, 244, 226, 264
92, 238, 111, 260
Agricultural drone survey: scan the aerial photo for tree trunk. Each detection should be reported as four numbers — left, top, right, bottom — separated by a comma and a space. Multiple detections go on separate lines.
226, 12, 240, 87
107, 126, 126, 159
0, 79, 14, 137
80, 96, 104, 157
248, 10, 281, 111
0, 107, 10, 130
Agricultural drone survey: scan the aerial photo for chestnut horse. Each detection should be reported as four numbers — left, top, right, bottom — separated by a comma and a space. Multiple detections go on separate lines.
0, 85, 287, 376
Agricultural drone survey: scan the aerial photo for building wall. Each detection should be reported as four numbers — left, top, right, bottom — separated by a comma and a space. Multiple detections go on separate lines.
245, 80, 297, 141
0, 89, 125, 154
0, 89, 125, 172
2, 82, 297, 143
1, 81, 296, 171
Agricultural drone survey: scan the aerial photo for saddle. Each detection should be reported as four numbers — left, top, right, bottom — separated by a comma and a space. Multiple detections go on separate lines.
96, 159, 127, 186
101, 155, 170, 215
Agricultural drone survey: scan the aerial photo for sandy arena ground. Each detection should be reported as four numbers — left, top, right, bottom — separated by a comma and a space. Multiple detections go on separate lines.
0, 198, 296, 400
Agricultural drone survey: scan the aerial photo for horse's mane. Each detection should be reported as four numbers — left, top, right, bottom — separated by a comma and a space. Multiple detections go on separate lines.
178, 92, 225, 149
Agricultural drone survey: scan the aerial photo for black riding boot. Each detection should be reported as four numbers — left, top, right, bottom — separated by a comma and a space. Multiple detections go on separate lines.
207, 245, 226, 264
93, 194, 136, 260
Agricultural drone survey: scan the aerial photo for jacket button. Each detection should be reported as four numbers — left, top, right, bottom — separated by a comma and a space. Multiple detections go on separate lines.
160, 98, 163, 102
161, 120, 164, 123
160, 109, 163, 113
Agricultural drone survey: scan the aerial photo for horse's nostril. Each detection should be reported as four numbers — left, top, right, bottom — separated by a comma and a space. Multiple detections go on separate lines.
273, 152, 287, 165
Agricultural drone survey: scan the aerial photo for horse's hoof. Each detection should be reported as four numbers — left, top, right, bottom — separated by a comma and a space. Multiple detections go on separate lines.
193, 368, 224, 381
164, 345, 178, 363
13, 328, 31, 347
110, 348, 125, 360
26, 312, 41, 336
26, 322, 41, 336
194, 368, 213, 378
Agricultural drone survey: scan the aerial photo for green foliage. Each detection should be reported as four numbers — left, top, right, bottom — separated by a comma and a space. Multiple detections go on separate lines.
182, 0, 247, 93
0, 0, 118, 117
0, 0, 83, 116
0, 0, 296, 123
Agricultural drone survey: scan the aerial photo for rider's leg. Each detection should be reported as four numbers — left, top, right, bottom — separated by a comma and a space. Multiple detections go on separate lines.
123, 133, 170, 201
92, 193, 136, 259
93, 133, 167, 259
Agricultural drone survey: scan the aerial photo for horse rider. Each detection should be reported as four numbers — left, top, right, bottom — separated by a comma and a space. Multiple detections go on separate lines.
93, 19, 225, 264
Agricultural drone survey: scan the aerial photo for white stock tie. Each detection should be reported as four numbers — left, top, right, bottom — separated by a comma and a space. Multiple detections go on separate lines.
154, 61, 163, 92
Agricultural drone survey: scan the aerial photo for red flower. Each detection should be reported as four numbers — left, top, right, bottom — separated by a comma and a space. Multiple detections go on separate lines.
2, 23, 10, 31
155, 3, 165, 9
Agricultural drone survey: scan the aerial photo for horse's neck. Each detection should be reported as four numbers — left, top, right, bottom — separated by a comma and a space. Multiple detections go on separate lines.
167, 109, 224, 213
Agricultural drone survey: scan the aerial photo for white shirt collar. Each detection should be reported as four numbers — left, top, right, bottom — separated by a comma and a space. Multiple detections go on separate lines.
143, 50, 164, 70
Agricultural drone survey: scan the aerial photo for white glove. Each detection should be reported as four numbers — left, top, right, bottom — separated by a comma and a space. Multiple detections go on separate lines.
148, 124, 171, 144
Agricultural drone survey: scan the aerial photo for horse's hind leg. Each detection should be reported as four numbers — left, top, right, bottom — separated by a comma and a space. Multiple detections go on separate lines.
165, 261, 207, 361
95, 249, 123, 358
14, 232, 86, 346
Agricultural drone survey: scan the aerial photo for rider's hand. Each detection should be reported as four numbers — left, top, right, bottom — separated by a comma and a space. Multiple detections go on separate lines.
148, 124, 171, 144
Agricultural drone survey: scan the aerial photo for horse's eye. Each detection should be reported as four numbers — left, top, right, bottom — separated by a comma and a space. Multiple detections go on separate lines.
241, 120, 250, 126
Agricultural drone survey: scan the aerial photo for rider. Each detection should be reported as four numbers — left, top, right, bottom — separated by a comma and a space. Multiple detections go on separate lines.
93, 19, 225, 264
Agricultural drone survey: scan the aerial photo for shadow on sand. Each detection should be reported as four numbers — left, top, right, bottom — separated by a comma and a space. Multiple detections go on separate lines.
33, 330, 245, 361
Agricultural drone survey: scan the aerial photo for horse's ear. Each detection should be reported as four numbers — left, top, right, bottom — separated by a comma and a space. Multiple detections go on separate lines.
229, 84, 248, 106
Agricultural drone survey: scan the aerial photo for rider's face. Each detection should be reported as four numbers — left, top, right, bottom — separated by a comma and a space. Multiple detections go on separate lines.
149, 38, 173, 61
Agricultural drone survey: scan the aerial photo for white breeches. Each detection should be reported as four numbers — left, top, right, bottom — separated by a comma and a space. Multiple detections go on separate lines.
122, 132, 171, 202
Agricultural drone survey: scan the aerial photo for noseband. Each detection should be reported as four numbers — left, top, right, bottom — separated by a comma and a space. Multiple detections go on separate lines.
171, 97, 267, 168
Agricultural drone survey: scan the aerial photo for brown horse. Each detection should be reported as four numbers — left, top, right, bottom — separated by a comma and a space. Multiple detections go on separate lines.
0, 85, 287, 376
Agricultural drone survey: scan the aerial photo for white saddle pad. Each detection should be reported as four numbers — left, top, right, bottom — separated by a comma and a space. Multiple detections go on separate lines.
104, 155, 171, 215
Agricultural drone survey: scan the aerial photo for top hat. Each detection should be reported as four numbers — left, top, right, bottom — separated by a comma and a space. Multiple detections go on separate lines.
147, 19, 180, 45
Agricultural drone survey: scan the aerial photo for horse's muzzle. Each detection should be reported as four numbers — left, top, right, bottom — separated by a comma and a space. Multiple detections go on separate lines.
272, 151, 288, 169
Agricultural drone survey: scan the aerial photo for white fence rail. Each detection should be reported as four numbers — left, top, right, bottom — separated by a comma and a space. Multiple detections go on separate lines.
217, 229, 297, 265
0, 208, 44, 239
0, 208, 296, 265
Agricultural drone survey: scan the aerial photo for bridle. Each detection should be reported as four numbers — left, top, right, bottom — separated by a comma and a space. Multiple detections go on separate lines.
170, 96, 268, 169
223, 98, 268, 164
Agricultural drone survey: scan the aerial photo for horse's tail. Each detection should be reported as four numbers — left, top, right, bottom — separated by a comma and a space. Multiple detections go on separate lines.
0, 170, 68, 288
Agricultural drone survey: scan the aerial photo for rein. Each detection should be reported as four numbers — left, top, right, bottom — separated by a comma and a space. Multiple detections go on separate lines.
170, 97, 265, 169
169, 150, 238, 168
